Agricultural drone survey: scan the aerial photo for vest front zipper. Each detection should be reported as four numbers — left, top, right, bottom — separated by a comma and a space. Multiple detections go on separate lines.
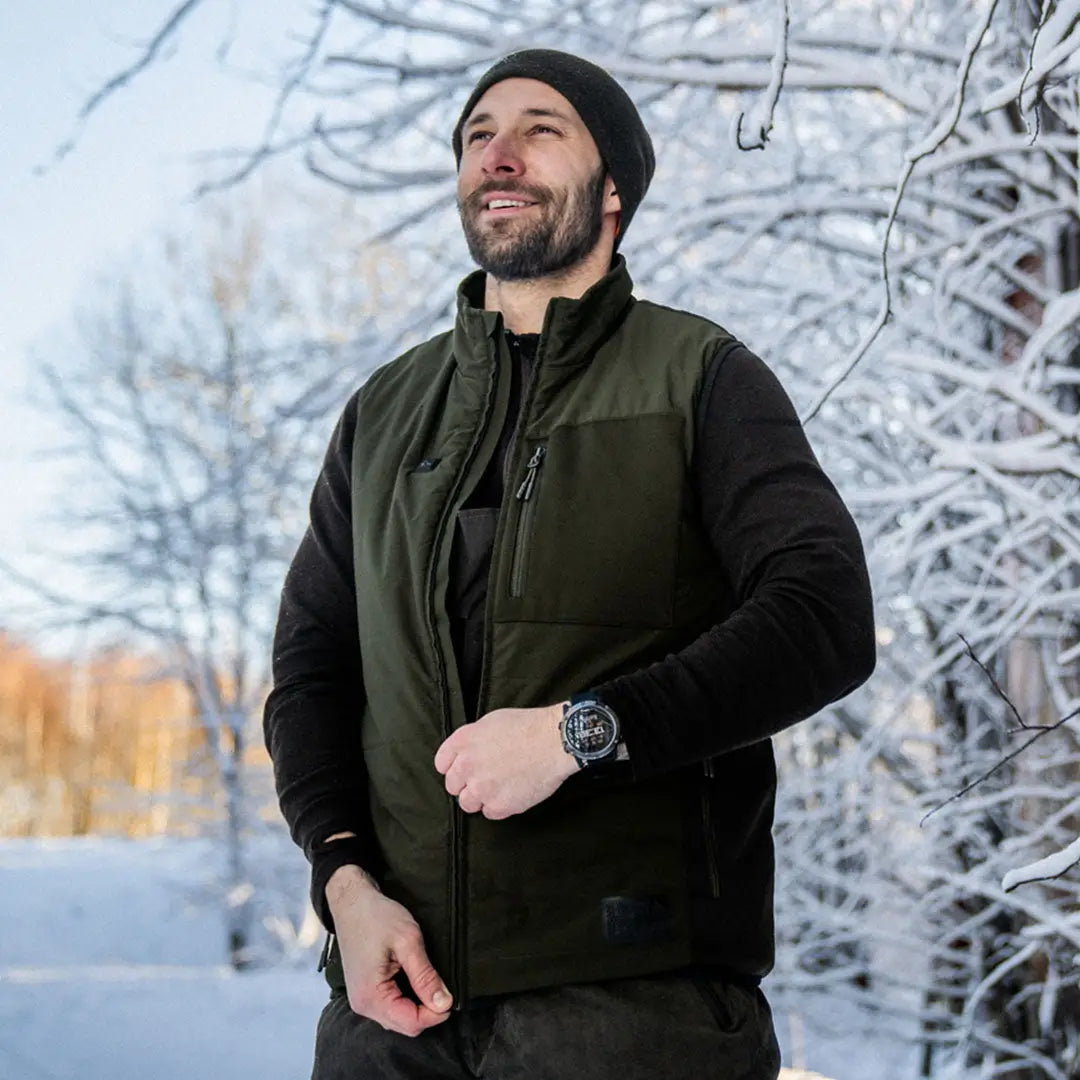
509, 444, 546, 597
426, 343, 505, 1009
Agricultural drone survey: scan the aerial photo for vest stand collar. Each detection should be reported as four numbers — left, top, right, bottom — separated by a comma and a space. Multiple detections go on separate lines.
453, 255, 635, 373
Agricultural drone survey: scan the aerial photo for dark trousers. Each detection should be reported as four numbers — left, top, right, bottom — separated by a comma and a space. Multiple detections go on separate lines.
311, 969, 782, 1079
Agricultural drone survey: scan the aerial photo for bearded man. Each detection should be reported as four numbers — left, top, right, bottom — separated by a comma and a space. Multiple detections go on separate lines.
265, 48, 876, 1080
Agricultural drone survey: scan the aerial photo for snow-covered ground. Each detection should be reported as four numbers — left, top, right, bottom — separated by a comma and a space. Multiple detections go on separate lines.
0, 837, 325, 1080
0, 837, 926, 1079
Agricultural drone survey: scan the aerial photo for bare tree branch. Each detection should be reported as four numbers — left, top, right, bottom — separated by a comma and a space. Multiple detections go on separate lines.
41, 0, 206, 172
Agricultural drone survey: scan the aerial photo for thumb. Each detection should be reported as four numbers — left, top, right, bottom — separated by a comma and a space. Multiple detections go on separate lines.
397, 936, 453, 1013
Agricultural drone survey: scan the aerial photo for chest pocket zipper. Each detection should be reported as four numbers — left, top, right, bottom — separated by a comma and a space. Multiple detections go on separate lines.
509, 444, 546, 598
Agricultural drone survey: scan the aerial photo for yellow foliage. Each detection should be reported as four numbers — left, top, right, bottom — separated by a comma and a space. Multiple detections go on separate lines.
0, 632, 235, 837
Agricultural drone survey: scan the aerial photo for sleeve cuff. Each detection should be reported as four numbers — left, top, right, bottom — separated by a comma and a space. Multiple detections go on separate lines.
309, 834, 382, 934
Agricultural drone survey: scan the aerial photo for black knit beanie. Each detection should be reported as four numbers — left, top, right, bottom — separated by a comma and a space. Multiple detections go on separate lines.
451, 49, 655, 246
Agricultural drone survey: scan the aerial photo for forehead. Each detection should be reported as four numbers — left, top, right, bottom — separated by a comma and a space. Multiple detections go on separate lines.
463, 77, 585, 130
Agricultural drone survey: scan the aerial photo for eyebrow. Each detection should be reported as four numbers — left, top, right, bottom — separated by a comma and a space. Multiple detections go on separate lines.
463, 107, 575, 131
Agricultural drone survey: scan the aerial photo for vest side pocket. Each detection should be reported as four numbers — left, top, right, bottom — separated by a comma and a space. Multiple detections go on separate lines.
701, 757, 722, 900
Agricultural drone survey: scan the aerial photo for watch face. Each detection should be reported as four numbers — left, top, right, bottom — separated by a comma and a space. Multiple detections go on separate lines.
564, 703, 618, 759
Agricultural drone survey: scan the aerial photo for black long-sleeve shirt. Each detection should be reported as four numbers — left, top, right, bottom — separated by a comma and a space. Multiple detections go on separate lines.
264, 331, 876, 885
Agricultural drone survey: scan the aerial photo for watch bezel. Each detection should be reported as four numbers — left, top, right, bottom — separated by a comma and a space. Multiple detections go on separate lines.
561, 697, 620, 762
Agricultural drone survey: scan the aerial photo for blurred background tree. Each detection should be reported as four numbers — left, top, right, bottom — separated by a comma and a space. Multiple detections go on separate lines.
4, 177, 436, 965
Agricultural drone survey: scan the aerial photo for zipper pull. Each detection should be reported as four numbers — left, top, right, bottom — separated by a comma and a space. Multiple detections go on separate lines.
317, 932, 334, 972
515, 445, 546, 501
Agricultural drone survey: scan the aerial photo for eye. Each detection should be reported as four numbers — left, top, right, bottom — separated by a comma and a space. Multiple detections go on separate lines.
467, 130, 492, 143
531, 124, 560, 135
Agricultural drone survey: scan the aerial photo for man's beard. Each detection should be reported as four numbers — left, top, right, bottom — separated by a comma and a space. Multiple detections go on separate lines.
459, 165, 607, 281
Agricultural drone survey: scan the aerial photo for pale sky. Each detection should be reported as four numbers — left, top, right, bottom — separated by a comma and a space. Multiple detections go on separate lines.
0, 1, 284, 636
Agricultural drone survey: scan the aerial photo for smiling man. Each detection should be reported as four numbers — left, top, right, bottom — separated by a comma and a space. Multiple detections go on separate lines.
265, 48, 876, 1080
457, 86, 611, 285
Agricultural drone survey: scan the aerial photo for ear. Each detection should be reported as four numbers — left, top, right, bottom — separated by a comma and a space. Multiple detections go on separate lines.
604, 179, 622, 221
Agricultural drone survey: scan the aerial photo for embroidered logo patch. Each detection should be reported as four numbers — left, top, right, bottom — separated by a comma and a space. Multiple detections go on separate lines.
601, 895, 675, 945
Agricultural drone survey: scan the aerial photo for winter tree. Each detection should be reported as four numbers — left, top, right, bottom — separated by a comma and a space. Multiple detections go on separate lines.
12, 180, 436, 966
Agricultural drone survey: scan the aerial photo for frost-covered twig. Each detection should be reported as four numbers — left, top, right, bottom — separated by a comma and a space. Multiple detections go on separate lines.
731, 0, 789, 151
801, 0, 1002, 423
957, 633, 1055, 732
920, 649, 1079, 826
1002, 834, 1080, 891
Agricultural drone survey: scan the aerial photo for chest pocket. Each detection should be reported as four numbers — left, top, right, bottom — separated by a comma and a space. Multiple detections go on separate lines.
505, 413, 685, 628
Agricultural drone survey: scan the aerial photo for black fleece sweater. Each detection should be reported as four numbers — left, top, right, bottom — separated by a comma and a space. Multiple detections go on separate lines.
264, 332, 876, 918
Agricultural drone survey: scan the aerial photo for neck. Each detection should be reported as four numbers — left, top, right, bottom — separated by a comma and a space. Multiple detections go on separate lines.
482, 238, 616, 334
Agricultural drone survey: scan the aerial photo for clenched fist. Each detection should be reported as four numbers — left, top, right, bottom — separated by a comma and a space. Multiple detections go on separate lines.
434, 702, 577, 819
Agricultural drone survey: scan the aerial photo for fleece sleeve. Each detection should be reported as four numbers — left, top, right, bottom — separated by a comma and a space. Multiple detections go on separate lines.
589, 342, 876, 779
262, 390, 384, 925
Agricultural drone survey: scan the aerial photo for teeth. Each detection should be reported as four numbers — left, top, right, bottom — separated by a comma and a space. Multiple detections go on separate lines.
488, 199, 530, 210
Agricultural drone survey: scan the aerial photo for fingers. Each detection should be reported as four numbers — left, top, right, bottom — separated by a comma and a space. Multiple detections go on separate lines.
348, 963, 453, 1038
433, 732, 459, 775
441, 754, 482, 812
443, 761, 466, 797
374, 980, 453, 1037
396, 928, 454, 1017
456, 784, 483, 814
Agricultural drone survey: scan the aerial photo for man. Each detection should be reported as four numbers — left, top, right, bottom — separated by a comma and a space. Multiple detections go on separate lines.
265, 48, 876, 1080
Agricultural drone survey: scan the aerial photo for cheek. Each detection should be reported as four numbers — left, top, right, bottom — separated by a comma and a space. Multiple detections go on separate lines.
457, 166, 480, 204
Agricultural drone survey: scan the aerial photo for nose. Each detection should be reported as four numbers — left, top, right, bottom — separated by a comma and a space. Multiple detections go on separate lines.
480, 131, 524, 177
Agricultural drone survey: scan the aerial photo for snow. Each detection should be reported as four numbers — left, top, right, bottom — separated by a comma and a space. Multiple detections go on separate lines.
1, 967, 324, 1080
1003, 833, 1080, 892
0, 836, 955, 1079
0, 837, 326, 1080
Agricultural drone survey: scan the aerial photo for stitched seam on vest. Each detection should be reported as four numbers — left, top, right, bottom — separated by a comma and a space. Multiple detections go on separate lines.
690, 338, 743, 478
484, 616, 674, 628
530, 410, 681, 434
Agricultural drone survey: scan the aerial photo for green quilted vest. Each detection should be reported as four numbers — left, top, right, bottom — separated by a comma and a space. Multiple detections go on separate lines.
342, 256, 744, 1006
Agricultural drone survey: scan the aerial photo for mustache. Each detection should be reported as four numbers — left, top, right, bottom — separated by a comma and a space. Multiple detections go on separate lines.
463, 182, 549, 212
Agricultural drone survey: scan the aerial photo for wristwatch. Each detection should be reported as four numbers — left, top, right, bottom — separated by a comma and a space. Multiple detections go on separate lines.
560, 694, 629, 771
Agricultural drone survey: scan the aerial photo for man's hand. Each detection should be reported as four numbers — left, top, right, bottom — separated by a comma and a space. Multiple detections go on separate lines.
434, 702, 578, 819
326, 865, 453, 1037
